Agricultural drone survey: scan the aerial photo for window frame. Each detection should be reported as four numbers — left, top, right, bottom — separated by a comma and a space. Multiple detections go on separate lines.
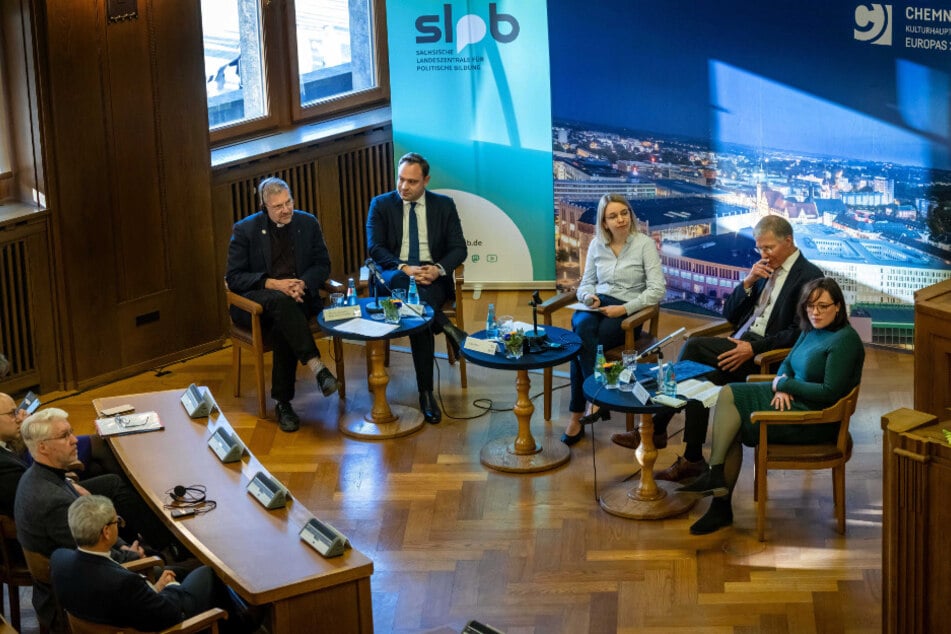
208, 0, 390, 146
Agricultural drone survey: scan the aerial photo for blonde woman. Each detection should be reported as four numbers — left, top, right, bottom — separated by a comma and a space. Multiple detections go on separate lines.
562, 194, 666, 445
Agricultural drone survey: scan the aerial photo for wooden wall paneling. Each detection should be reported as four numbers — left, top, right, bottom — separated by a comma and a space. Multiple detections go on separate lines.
913, 278, 951, 419
147, 0, 220, 351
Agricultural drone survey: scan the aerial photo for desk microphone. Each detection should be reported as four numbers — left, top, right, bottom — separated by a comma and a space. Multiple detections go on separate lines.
583, 295, 596, 307
363, 258, 424, 318
364, 258, 385, 286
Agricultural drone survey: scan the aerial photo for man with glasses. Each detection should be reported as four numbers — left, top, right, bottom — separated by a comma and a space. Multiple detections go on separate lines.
611, 216, 824, 483
14, 408, 185, 628
51, 495, 222, 632
226, 176, 340, 432
0, 392, 125, 516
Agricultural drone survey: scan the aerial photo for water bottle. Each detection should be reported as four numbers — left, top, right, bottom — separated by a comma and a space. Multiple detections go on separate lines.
485, 303, 498, 339
594, 344, 606, 384
346, 278, 357, 306
664, 363, 678, 397
407, 276, 419, 305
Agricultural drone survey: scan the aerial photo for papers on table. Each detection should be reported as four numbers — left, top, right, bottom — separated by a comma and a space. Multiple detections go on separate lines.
676, 379, 722, 408
96, 411, 163, 437
332, 318, 399, 337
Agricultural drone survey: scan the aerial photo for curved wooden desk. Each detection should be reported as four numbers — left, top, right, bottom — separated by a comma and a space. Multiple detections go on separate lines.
318, 298, 434, 440
461, 327, 582, 473
93, 390, 373, 634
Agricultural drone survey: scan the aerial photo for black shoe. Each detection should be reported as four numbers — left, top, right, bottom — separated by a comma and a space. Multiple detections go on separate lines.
443, 323, 468, 355
560, 426, 585, 446
275, 401, 300, 432
419, 391, 442, 424
676, 466, 728, 497
689, 498, 734, 535
579, 408, 611, 426
316, 366, 339, 397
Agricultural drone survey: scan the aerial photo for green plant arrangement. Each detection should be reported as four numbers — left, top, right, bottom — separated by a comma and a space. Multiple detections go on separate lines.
602, 361, 624, 387
502, 329, 525, 359
943, 428, 951, 446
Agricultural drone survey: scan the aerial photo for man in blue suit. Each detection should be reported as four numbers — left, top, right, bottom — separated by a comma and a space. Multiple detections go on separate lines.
51, 495, 220, 631
226, 177, 339, 432
367, 153, 468, 423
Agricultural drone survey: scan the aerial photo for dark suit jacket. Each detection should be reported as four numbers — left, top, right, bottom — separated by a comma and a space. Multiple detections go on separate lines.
366, 190, 467, 295
51, 548, 191, 631
722, 250, 824, 355
0, 446, 27, 517
225, 210, 331, 310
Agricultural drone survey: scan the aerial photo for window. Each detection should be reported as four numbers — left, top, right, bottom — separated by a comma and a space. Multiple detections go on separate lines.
201, 0, 388, 143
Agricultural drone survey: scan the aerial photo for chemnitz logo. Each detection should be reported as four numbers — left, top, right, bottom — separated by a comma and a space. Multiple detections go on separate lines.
854, 3, 892, 46
416, 3, 520, 53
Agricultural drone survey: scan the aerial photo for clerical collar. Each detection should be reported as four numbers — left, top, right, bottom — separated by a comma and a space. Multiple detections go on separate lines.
267, 217, 289, 231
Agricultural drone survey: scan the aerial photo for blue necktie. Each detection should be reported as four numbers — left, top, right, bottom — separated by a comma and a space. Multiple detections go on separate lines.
408, 201, 420, 266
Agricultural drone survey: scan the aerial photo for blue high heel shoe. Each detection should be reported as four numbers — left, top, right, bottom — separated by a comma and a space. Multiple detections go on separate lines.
560, 426, 585, 446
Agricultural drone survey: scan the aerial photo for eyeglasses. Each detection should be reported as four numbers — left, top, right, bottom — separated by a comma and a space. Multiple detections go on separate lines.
755, 245, 779, 255
0, 409, 16, 418
806, 302, 836, 312
265, 198, 294, 212
43, 427, 75, 442
105, 516, 126, 529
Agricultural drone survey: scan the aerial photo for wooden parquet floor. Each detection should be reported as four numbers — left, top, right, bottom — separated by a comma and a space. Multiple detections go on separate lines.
9, 291, 905, 634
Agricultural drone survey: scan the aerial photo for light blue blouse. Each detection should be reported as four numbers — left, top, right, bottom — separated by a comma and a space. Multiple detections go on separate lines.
576, 232, 666, 316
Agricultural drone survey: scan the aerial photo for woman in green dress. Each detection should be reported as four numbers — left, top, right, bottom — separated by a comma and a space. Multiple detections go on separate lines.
679, 277, 864, 535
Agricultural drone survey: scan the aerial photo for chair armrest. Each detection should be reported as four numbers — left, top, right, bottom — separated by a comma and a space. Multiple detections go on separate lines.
745, 374, 775, 383
324, 279, 344, 292
682, 318, 733, 339
620, 304, 658, 332
122, 555, 164, 573
453, 264, 465, 286
166, 607, 228, 634
226, 291, 264, 316
754, 348, 790, 371
750, 409, 829, 425
536, 291, 578, 325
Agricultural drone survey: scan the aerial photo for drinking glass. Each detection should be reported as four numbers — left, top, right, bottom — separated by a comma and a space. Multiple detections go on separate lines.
330, 292, 345, 307
497, 315, 514, 334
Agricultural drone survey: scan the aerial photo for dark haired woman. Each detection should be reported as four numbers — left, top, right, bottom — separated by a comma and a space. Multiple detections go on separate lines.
679, 277, 864, 534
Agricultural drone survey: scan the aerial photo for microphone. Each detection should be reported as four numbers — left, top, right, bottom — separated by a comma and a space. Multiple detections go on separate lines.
636, 327, 687, 361
364, 258, 385, 285
583, 295, 596, 307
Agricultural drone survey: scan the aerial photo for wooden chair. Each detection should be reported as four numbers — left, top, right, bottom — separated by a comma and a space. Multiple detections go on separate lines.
226, 280, 346, 417
0, 515, 31, 632
537, 292, 661, 424
67, 607, 228, 634
747, 379, 861, 541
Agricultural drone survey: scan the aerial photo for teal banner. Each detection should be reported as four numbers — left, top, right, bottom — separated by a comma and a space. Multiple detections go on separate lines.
386, 1, 554, 284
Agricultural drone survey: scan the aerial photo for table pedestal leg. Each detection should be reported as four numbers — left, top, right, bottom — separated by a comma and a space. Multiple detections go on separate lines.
339, 339, 425, 440
480, 369, 571, 473
599, 412, 698, 519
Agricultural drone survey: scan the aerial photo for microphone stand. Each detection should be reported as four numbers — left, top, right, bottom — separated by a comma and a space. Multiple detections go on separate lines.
365, 263, 425, 318
525, 290, 548, 353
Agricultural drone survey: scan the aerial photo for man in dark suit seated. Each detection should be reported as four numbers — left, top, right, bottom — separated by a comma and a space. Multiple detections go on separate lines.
367, 152, 468, 424
0, 392, 124, 517
611, 216, 824, 481
51, 495, 220, 632
226, 177, 339, 432
15, 408, 183, 629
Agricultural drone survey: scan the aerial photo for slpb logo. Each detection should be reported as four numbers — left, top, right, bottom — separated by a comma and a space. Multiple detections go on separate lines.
854, 3, 892, 46
416, 3, 520, 53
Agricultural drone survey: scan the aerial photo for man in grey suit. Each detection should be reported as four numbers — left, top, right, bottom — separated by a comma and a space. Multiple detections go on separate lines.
226, 177, 339, 432
611, 216, 824, 481
367, 153, 468, 423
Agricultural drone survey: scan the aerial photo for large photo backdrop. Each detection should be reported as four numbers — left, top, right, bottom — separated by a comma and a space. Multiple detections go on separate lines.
549, 0, 951, 349
387, 0, 555, 285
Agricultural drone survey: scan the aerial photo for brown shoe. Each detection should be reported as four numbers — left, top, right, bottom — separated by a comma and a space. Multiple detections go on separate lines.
654, 456, 708, 482
610, 429, 668, 450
